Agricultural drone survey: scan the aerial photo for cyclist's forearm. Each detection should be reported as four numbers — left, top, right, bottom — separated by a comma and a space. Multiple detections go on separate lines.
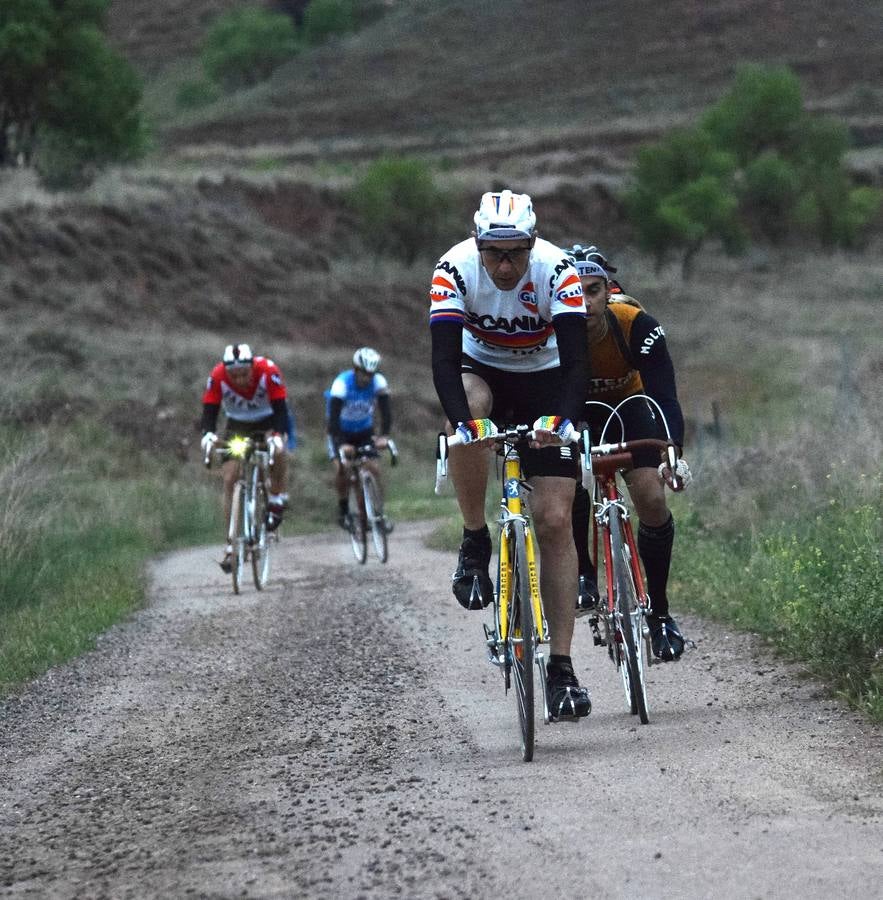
553, 314, 589, 421
327, 396, 344, 439
639, 362, 685, 448
431, 321, 471, 426
377, 394, 392, 435
201, 403, 220, 434
269, 398, 288, 434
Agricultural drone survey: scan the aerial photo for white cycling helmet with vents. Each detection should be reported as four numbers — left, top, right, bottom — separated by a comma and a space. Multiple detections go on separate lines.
223, 343, 254, 369
473, 190, 536, 240
353, 346, 381, 374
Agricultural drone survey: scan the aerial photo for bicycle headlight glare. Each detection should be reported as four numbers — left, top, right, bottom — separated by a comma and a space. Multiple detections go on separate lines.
228, 436, 249, 458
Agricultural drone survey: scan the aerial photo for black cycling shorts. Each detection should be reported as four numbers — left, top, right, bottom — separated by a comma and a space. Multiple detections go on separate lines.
581, 394, 665, 469
461, 355, 579, 480
224, 415, 276, 443
326, 429, 375, 460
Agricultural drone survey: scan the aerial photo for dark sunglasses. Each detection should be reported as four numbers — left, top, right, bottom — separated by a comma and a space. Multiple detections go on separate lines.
478, 246, 532, 265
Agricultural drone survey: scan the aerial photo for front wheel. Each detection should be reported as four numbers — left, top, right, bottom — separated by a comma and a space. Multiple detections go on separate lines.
610, 511, 649, 724
347, 480, 367, 564
228, 481, 246, 595
362, 472, 388, 563
510, 524, 536, 762
251, 481, 271, 589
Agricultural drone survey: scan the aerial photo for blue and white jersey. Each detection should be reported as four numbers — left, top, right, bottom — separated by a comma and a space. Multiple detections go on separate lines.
329, 370, 390, 433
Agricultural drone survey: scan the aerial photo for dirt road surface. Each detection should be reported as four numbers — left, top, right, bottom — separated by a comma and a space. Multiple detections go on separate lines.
1, 523, 881, 898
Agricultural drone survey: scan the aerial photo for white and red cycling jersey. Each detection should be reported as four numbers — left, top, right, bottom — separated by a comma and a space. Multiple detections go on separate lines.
429, 236, 585, 372
202, 357, 287, 423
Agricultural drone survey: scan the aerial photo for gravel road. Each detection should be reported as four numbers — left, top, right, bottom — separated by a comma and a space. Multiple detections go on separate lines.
1, 522, 881, 899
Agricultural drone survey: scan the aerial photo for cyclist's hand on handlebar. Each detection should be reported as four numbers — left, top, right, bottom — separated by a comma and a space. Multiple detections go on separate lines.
267, 432, 285, 454
659, 457, 693, 491
340, 443, 356, 459
530, 415, 576, 446
200, 431, 218, 455
455, 418, 498, 445
374, 435, 389, 450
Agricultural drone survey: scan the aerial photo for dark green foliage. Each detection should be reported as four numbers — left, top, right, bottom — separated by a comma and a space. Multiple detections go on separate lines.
623, 64, 881, 268
303, 0, 357, 45
0, 0, 145, 184
349, 156, 451, 264
201, 6, 300, 91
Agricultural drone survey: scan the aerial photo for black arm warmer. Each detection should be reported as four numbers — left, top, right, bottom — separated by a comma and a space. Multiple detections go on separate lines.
431, 320, 471, 427
201, 403, 220, 434
328, 396, 344, 439
377, 393, 392, 435
270, 398, 288, 434
629, 312, 685, 447
553, 313, 589, 422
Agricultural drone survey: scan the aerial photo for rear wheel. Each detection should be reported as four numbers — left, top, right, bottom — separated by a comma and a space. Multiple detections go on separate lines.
347, 479, 367, 564
362, 472, 388, 563
610, 512, 649, 724
228, 482, 246, 595
251, 480, 271, 589
510, 524, 535, 762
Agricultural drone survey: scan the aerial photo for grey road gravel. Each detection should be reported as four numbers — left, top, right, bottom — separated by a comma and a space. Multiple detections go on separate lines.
1, 522, 881, 899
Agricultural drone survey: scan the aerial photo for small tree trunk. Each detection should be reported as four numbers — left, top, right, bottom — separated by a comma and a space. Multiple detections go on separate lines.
680, 239, 703, 280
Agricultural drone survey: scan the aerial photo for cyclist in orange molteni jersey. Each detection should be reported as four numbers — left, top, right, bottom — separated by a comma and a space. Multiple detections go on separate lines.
564, 245, 693, 661
429, 189, 592, 721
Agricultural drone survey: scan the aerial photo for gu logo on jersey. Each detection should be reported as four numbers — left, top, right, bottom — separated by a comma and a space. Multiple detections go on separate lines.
430, 274, 460, 303
555, 272, 585, 308
518, 282, 538, 313
640, 325, 665, 355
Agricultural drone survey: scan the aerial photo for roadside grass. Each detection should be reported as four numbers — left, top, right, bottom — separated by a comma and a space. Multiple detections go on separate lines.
672, 412, 882, 719
0, 425, 219, 691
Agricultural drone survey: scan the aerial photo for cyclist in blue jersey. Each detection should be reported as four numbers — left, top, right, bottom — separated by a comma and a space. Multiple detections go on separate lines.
327, 347, 393, 530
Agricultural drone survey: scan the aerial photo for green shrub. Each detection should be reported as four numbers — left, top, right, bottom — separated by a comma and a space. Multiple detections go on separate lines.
202, 6, 300, 90
349, 156, 451, 264
303, 0, 356, 45
175, 77, 221, 110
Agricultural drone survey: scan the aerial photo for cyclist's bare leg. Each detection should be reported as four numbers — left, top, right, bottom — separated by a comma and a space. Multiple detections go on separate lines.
269, 451, 288, 497
623, 466, 669, 527
527, 476, 579, 656
221, 458, 239, 535
447, 373, 494, 529
333, 459, 349, 501
364, 458, 384, 504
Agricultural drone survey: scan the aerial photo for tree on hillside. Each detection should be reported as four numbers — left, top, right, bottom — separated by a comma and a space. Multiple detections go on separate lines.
201, 6, 300, 91
0, 0, 145, 184
622, 64, 881, 272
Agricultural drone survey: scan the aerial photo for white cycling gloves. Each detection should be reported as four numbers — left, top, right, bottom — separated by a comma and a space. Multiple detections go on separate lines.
659, 457, 693, 490
268, 433, 285, 454
200, 432, 218, 455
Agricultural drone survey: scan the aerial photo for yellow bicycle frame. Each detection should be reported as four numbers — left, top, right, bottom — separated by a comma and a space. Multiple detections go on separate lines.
497, 452, 547, 645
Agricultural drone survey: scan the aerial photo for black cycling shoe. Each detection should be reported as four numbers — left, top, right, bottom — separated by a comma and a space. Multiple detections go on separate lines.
452, 529, 493, 610
219, 552, 233, 574
575, 573, 601, 616
647, 614, 686, 661
547, 661, 592, 721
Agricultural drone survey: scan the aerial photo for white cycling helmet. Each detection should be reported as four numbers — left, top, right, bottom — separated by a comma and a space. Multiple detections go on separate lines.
353, 346, 381, 374
223, 343, 254, 369
473, 190, 536, 240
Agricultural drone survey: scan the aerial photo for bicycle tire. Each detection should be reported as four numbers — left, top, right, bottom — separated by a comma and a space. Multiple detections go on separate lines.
362, 472, 388, 563
610, 511, 649, 723
229, 481, 246, 595
347, 481, 367, 564
251, 479, 271, 589
511, 523, 536, 762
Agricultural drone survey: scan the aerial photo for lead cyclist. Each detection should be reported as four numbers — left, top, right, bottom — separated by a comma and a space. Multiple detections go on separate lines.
429, 189, 593, 721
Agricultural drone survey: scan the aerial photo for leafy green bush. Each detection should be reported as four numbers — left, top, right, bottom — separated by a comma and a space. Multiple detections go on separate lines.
0, 0, 146, 184
202, 6, 300, 90
303, 0, 356, 45
623, 64, 882, 266
349, 156, 451, 263
176, 77, 221, 110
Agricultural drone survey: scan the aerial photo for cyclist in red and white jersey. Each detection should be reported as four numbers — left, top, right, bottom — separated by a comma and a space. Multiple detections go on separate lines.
200, 343, 291, 572
430, 189, 592, 721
